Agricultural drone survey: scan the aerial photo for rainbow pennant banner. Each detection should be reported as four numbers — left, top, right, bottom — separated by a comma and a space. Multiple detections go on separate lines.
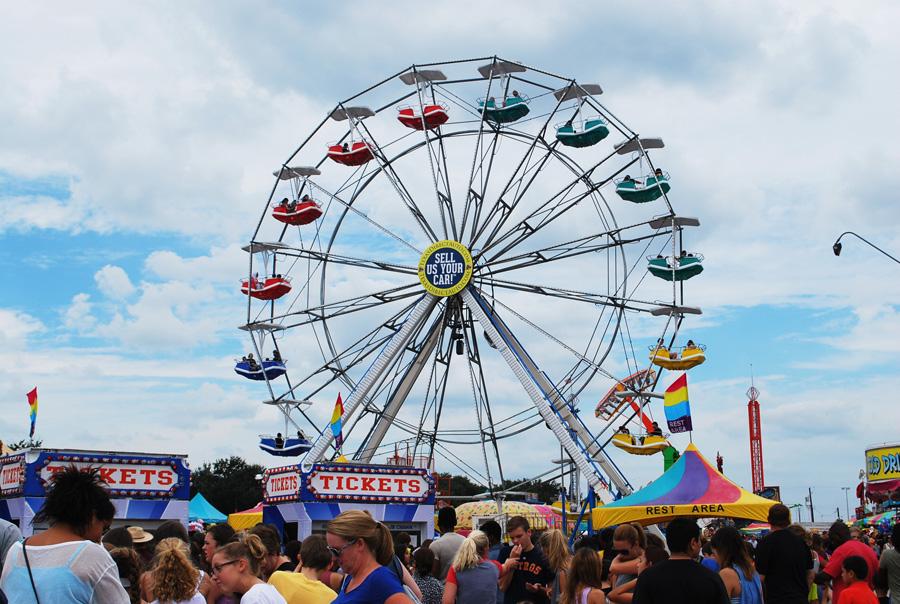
330, 393, 344, 450
26, 387, 38, 437
663, 373, 692, 433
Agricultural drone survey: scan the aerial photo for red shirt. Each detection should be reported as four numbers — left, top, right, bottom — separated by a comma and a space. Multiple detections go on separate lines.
836, 580, 877, 604
824, 541, 880, 603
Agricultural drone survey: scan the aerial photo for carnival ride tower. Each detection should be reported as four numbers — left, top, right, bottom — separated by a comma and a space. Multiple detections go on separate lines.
747, 385, 765, 493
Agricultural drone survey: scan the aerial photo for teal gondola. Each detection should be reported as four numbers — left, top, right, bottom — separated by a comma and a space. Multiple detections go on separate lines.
647, 254, 704, 281
478, 96, 530, 124
555, 118, 609, 148
616, 172, 671, 203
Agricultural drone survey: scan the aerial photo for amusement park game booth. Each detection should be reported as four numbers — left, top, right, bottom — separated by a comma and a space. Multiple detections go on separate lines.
0, 448, 190, 536
262, 462, 435, 545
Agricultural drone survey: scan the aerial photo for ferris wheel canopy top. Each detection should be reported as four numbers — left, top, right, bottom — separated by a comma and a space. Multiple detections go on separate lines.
615, 137, 665, 155
330, 106, 375, 121
650, 305, 703, 316
241, 241, 293, 253
553, 83, 603, 102
648, 216, 701, 230
477, 60, 527, 78
273, 166, 321, 179
399, 70, 447, 85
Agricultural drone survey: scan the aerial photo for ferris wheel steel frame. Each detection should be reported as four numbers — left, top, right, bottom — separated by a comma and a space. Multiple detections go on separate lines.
240, 56, 699, 502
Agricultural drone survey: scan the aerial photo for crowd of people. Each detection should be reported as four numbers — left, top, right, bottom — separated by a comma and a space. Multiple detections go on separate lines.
0, 468, 897, 604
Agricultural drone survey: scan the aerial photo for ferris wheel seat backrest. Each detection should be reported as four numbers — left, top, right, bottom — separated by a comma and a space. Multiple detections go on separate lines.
556, 124, 576, 135
584, 118, 606, 130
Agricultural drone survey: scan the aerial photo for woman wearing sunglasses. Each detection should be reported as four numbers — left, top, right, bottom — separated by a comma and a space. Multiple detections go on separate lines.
210, 534, 286, 604
326, 510, 414, 604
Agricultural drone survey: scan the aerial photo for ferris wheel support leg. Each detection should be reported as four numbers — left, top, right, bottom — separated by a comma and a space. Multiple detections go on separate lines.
354, 315, 445, 464
300, 294, 439, 472
462, 287, 630, 501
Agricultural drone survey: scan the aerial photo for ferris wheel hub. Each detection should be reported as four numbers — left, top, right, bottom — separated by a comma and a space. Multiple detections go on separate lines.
417, 240, 473, 297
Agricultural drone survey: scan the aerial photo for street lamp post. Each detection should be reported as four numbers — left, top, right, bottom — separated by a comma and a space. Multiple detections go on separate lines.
833, 232, 900, 264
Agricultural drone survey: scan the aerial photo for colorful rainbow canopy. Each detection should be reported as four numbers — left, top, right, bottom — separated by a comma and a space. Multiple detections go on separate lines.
593, 443, 778, 528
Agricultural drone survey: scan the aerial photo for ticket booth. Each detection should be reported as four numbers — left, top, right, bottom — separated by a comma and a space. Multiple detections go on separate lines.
262, 462, 435, 545
0, 448, 190, 536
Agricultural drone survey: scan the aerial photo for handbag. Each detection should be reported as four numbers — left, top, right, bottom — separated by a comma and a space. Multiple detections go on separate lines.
21, 539, 42, 604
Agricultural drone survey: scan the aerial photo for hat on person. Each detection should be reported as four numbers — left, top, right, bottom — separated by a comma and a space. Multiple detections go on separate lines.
127, 526, 154, 544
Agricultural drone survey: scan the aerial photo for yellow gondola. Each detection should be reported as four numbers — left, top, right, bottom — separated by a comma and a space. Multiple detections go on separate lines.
611, 433, 669, 456
649, 344, 706, 370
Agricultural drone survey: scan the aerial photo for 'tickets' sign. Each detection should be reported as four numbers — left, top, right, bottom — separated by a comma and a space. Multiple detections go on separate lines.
40, 461, 177, 494
0, 457, 25, 495
264, 467, 300, 503
306, 465, 433, 503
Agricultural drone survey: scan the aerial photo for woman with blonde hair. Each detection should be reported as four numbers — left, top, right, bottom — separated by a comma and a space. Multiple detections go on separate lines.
326, 510, 413, 604
149, 537, 205, 604
540, 529, 571, 604
442, 530, 510, 604
210, 533, 286, 604
608, 523, 645, 589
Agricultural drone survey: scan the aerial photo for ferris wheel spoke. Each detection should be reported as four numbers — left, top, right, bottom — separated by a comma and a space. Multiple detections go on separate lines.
302, 294, 439, 470
351, 117, 441, 242
473, 276, 664, 315
462, 286, 631, 497
477, 150, 641, 260
468, 86, 570, 249
273, 247, 417, 276
280, 296, 425, 402
482, 223, 673, 276
268, 283, 423, 329
460, 307, 505, 491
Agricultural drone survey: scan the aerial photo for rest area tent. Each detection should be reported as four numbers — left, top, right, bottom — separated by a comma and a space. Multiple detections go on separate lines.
593, 444, 778, 528
189, 493, 227, 524
228, 502, 263, 530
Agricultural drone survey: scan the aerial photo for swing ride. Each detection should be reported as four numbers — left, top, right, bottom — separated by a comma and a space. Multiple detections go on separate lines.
235, 57, 707, 510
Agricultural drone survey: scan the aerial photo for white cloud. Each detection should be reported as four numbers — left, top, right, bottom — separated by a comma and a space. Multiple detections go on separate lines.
94, 265, 135, 299
63, 293, 96, 332
0, 308, 44, 349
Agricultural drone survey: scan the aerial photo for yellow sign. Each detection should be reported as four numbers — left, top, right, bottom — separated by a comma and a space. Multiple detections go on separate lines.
866, 444, 900, 482
418, 240, 473, 297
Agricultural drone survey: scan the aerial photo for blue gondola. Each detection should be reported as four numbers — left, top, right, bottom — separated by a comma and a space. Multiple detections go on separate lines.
234, 360, 287, 381
259, 434, 313, 456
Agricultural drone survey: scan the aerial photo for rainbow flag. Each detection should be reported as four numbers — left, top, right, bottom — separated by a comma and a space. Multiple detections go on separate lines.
663, 374, 692, 433
330, 393, 344, 449
26, 387, 38, 437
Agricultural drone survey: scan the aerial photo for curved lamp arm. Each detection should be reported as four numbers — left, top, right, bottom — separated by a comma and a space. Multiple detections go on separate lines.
833, 231, 900, 265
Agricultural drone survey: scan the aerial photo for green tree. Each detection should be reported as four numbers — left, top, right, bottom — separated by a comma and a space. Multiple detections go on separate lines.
190, 456, 264, 515
6, 438, 42, 451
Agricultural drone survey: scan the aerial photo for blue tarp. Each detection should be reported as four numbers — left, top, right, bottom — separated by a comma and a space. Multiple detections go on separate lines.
189, 493, 227, 523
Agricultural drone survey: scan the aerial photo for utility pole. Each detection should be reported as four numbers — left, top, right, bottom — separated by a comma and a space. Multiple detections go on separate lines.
836, 507, 841, 521
842, 487, 851, 521
807, 487, 815, 522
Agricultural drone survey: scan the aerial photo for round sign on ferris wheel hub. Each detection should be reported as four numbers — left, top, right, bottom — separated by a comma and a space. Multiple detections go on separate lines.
417, 240, 474, 297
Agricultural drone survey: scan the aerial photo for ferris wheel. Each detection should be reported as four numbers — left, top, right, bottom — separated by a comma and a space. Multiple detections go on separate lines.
236, 56, 703, 500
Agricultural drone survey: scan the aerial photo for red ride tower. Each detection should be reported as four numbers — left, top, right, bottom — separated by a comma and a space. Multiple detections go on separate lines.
747, 386, 765, 493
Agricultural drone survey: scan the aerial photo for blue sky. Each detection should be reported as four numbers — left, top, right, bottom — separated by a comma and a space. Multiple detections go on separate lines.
2, 1, 900, 523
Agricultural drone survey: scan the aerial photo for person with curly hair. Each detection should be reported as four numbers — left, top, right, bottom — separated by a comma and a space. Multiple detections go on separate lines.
0, 465, 129, 602
145, 537, 204, 604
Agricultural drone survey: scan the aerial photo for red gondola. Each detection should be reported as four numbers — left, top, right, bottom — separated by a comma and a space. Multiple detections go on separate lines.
397, 104, 449, 130
327, 141, 374, 166
240, 276, 292, 300
271, 199, 322, 226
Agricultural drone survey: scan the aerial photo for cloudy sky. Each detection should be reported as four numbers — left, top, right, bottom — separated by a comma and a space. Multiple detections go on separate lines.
2, 1, 899, 523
